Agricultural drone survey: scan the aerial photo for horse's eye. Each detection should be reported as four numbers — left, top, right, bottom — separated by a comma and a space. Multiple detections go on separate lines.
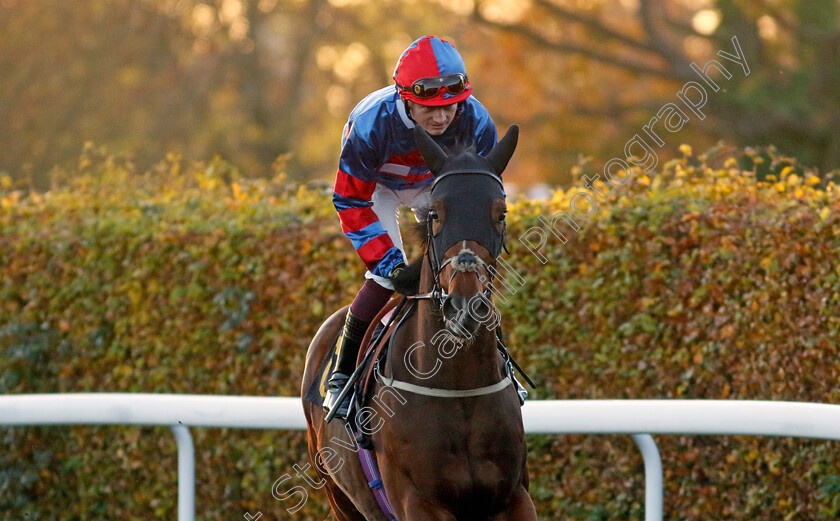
428, 209, 438, 220
498, 212, 506, 222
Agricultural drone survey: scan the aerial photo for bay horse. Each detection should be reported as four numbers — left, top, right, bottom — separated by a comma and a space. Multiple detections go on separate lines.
301, 125, 537, 521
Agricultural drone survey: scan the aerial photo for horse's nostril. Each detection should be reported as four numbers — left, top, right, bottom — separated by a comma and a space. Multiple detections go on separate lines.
455, 252, 478, 272
472, 299, 490, 319
442, 296, 458, 319
457, 252, 475, 265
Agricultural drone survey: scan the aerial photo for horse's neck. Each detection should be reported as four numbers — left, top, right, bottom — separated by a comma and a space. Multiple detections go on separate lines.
390, 258, 502, 388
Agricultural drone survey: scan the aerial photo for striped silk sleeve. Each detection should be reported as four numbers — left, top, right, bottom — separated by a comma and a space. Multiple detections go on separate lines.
332, 123, 404, 278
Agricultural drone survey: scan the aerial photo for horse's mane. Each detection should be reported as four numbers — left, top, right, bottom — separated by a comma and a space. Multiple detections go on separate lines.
384, 216, 429, 296
408, 219, 429, 254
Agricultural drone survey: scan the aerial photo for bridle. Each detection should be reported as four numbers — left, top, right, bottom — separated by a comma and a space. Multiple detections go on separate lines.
358, 125, 535, 410
407, 170, 505, 311
373, 212, 520, 403
408, 239, 496, 308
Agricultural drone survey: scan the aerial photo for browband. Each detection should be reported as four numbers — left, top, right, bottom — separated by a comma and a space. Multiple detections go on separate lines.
431, 169, 504, 191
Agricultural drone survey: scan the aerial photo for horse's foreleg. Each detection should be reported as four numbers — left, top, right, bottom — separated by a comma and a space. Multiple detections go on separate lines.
398, 492, 457, 521
322, 480, 368, 521
489, 486, 538, 521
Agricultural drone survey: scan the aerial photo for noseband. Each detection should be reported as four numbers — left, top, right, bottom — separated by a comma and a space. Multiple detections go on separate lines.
408, 240, 496, 311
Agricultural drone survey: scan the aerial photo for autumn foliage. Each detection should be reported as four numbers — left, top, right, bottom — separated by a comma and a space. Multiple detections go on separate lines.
2, 145, 840, 519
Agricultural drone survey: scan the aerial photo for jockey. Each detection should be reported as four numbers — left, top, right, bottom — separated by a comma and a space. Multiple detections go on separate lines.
325, 35, 525, 419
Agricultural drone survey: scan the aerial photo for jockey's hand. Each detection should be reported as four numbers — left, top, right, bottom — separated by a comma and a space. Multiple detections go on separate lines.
389, 262, 407, 282
389, 262, 414, 295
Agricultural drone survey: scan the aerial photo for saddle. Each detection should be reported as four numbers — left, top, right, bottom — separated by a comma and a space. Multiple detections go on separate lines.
303, 297, 408, 412
356, 297, 417, 406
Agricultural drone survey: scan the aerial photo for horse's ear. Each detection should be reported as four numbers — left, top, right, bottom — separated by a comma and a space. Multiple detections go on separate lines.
486, 125, 519, 175
414, 125, 447, 175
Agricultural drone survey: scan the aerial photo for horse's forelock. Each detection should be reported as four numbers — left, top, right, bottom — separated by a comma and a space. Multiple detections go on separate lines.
444, 140, 478, 156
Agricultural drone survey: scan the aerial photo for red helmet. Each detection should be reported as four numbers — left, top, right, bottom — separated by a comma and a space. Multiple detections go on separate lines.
393, 36, 472, 107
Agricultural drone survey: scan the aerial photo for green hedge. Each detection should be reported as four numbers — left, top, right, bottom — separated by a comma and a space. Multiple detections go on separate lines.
2, 145, 840, 520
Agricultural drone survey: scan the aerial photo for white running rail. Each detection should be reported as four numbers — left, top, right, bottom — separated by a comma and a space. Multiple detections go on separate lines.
3, 394, 840, 521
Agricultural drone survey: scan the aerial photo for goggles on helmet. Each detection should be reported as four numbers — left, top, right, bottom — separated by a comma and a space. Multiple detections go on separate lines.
396, 73, 468, 100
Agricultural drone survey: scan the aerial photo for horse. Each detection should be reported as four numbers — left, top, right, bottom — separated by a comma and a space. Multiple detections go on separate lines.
301, 124, 537, 521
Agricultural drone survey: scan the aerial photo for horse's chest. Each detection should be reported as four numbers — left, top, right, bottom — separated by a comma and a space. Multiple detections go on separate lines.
428, 446, 523, 517
388, 416, 524, 497
376, 393, 526, 514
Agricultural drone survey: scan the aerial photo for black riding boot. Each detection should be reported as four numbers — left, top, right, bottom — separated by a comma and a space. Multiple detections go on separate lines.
324, 310, 369, 420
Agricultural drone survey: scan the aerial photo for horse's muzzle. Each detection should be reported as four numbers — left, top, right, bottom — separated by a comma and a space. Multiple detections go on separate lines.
442, 293, 492, 340
439, 246, 494, 340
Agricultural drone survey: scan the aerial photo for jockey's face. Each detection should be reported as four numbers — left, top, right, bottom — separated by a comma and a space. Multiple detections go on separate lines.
407, 101, 458, 136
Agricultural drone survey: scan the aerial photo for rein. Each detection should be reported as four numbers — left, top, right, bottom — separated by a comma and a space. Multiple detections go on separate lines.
384, 237, 513, 398
376, 167, 521, 399
399, 233, 536, 396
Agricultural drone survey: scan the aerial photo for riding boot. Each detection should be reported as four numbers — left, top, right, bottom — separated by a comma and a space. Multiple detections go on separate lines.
324, 310, 369, 420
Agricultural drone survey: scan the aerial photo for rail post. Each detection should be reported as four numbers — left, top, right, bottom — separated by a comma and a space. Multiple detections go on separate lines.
631, 434, 663, 521
170, 424, 195, 521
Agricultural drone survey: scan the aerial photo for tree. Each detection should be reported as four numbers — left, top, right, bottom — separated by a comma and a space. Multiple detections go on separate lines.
469, 0, 840, 176
4, 0, 834, 187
